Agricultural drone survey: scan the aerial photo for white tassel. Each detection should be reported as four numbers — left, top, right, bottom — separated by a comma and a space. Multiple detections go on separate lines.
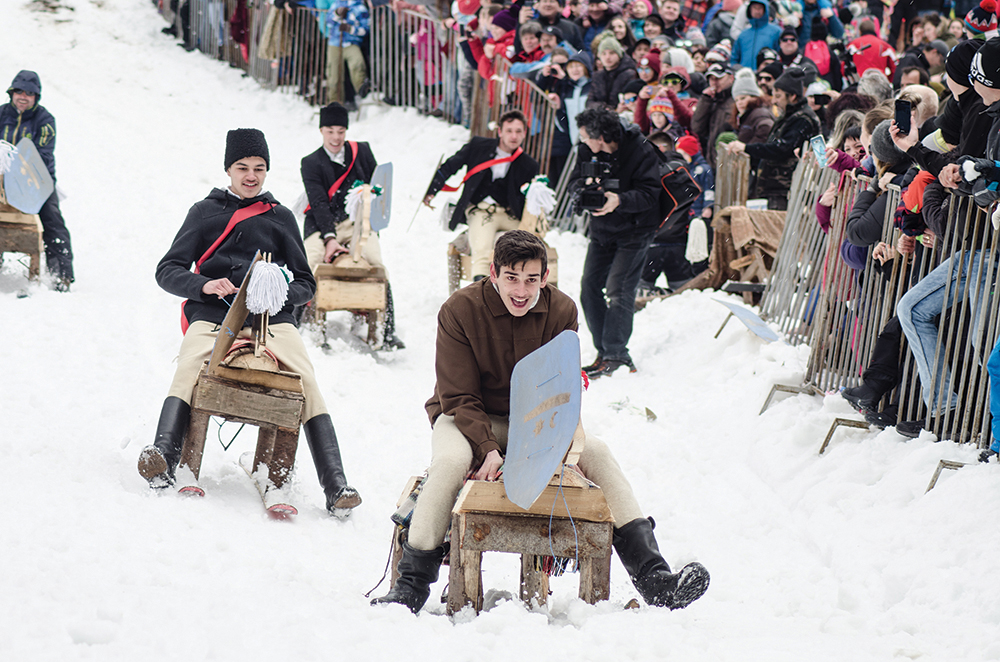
525, 179, 557, 216
686, 217, 709, 264
246, 262, 293, 316
0, 141, 16, 175
344, 184, 379, 221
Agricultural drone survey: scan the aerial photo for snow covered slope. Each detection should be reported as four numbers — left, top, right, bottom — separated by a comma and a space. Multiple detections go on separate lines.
2, 1, 999, 660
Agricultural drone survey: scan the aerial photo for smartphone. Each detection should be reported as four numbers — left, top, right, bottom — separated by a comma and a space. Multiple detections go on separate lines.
895, 99, 912, 135
810, 135, 826, 164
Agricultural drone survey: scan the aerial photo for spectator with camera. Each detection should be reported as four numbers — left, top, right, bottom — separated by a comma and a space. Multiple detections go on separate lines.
541, 49, 593, 182
571, 107, 663, 377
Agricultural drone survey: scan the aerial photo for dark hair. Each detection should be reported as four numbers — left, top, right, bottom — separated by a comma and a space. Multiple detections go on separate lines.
644, 14, 665, 29
733, 95, 767, 126
648, 131, 675, 151
922, 11, 941, 27
863, 102, 894, 136
493, 229, 548, 274
858, 18, 876, 36
499, 109, 528, 130
825, 91, 876, 125
900, 66, 930, 85
575, 107, 623, 143
844, 125, 862, 142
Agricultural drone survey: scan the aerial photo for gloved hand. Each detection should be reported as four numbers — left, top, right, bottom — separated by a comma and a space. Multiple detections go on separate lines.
958, 156, 1000, 183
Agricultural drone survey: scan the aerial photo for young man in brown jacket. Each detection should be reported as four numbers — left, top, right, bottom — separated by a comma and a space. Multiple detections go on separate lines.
371, 230, 709, 614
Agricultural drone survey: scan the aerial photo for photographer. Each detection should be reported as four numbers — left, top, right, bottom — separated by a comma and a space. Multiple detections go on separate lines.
571, 107, 662, 378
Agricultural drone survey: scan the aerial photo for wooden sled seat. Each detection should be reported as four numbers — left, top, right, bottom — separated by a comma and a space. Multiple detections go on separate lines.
312, 255, 387, 344
446, 230, 560, 295
0, 182, 42, 280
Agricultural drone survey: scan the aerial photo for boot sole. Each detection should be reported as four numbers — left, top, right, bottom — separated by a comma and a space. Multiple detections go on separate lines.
329, 487, 362, 517
668, 562, 710, 610
137, 447, 169, 483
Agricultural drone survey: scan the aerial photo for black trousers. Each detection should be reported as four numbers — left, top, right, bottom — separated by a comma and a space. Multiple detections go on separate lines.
39, 191, 74, 282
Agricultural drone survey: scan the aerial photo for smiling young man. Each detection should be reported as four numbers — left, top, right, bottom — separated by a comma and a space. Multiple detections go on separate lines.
142, 128, 361, 517
371, 230, 709, 614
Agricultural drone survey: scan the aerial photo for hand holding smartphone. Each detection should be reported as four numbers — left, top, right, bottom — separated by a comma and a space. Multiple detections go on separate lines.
810, 135, 826, 164
894, 99, 912, 136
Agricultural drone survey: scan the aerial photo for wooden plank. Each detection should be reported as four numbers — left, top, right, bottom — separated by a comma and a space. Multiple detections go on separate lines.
578, 554, 611, 604
251, 426, 278, 478
192, 375, 304, 429
207, 253, 264, 375
314, 278, 386, 311
0, 211, 40, 225
447, 512, 470, 615
454, 479, 614, 522
212, 364, 303, 394
179, 409, 212, 481
520, 555, 549, 607
464, 550, 483, 613
395, 475, 422, 508
314, 261, 387, 280
563, 422, 585, 466
456, 511, 613, 558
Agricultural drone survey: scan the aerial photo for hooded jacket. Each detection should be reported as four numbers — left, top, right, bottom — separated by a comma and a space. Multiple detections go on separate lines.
587, 54, 639, 111
745, 97, 820, 199
730, 2, 782, 69
0, 70, 57, 179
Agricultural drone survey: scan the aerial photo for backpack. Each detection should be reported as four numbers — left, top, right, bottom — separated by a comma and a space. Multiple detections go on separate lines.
657, 153, 702, 232
804, 39, 830, 75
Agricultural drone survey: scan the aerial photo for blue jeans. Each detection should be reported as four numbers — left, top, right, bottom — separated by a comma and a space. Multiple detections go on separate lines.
896, 250, 992, 413
580, 232, 654, 362
987, 337, 1000, 452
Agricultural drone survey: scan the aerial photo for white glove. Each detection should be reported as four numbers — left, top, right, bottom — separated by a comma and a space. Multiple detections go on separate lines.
525, 180, 557, 216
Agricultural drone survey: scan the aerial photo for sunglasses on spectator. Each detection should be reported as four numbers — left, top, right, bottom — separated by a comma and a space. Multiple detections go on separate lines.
662, 76, 682, 85
10, 88, 32, 95
622, 95, 637, 103
757, 74, 774, 82
781, 37, 797, 43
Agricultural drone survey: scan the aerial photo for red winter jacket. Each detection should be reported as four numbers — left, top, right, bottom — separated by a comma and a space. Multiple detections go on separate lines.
848, 34, 896, 79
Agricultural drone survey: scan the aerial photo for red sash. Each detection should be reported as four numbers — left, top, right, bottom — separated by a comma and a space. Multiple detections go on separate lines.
440, 147, 523, 192
304, 141, 359, 213
180, 200, 274, 334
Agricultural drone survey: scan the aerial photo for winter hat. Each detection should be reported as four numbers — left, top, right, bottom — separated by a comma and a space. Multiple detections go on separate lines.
542, 25, 565, 42
491, 8, 518, 33
810, 15, 828, 42
623, 79, 647, 96
706, 39, 732, 63
638, 50, 662, 77
721, 0, 741, 12
569, 49, 594, 74
756, 47, 778, 68
761, 61, 785, 80
7, 70, 41, 99
598, 35, 625, 57
869, 120, 908, 166
706, 62, 734, 78
225, 128, 270, 171
774, 65, 807, 97
319, 102, 350, 128
676, 134, 701, 156
647, 95, 675, 120
731, 68, 762, 97
661, 65, 691, 89
685, 27, 707, 47
965, 0, 998, 39
970, 36, 1000, 87
780, 26, 799, 42
946, 39, 983, 85
805, 79, 831, 97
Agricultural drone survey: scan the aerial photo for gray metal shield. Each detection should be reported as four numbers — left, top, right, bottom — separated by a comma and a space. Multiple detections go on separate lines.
370, 162, 392, 232
5, 138, 54, 214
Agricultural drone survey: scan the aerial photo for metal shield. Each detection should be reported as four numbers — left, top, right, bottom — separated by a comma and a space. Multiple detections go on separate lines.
714, 299, 779, 343
504, 330, 582, 510
4, 138, 54, 214
370, 162, 392, 232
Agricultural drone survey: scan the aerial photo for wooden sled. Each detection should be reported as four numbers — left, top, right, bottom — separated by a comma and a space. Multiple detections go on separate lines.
0, 175, 43, 280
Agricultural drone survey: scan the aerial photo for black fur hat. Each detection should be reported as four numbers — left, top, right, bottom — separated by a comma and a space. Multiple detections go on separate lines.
319, 102, 349, 128
225, 128, 270, 171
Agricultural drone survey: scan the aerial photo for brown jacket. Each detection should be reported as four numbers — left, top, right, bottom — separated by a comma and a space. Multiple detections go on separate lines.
425, 278, 579, 466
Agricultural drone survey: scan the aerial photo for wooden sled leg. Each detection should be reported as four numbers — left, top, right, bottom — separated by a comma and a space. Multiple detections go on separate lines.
178, 409, 211, 482
268, 426, 299, 490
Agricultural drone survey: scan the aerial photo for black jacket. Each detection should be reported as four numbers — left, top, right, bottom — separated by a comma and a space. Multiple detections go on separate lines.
846, 164, 916, 248
300, 141, 378, 238
937, 89, 990, 159
570, 123, 662, 242
587, 56, 639, 111
156, 189, 316, 328
427, 136, 539, 230
746, 98, 820, 199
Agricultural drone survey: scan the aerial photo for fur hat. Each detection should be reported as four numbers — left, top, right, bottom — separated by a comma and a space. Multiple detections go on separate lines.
676, 134, 701, 156
731, 68, 762, 97
319, 102, 349, 128
225, 128, 270, 171
965, 0, 998, 39
598, 35, 625, 57
774, 66, 807, 97
945, 39, 983, 85
869, 120, 908, 166
971, 36, 1000, 88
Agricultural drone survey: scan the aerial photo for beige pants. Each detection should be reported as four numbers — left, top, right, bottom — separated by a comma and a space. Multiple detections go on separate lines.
167, 320, 328, 421
407, 414, 645, 551
325, 43, 367, 103
304, 226, 385, 274
466, 204, 521, 279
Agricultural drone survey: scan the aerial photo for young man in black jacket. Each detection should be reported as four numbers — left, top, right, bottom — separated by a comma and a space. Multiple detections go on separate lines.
573, 107, 663, 377
139, 128, 362, 517
300, 102, 403, 349
423, 110, 538, 281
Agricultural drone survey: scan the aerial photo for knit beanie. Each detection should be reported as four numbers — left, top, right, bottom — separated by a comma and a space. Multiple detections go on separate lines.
756, 47, 778, 68
225, 128, 270, 171
647, 94, 675, 120
598, 35, 625, 57
774, 66, 807, 97
970, 36, 1000, 88
780, 26, 798, 42
706, 39, 732, 63
761, 61, 785, 80
491, 8, 518, 33
945, 39, 982, 84
810, 15, 827, 42
869, 120, 908, 166
965, 0, 998, 39
319, 102, 349, 128
638, 50, 662, 77
731, 68, 762, 97
686, 27, 707, 46
676, 134, 701, 156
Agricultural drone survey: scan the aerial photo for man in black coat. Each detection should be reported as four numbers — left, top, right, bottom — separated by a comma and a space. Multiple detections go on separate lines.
423, 110, 538, 280
140, 128, 362, 517
0, 70, 73, 289
301, 102, 403, 349
572, 108, 663, 377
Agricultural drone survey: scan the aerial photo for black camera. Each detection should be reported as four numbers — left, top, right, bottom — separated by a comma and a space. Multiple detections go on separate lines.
575, 158, 619, 212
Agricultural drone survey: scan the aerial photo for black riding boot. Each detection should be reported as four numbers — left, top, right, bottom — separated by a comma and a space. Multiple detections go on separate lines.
613, 517, 710, 609
137, 397, 191, 488
303, 414, 362, 516
370, 540, 448, 613
381, 282, 405, 350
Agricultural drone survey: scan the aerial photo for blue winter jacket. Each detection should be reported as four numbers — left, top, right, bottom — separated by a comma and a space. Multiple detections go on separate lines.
323, 0, 369, 47
730, 3, 781, 70
0, 71, 57, 180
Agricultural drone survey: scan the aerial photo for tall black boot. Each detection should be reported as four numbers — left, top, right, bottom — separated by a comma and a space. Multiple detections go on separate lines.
613, 517, 710, 609
370, 540, 448, 613
137, 397, 191, 488
381, 282, 405, 350
303, 414, 362, 517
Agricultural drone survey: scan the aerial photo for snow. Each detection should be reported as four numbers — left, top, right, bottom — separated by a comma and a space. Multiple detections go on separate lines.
3, 1, 1000, 659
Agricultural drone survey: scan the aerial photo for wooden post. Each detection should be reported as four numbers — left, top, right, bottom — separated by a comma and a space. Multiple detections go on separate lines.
179, 409, 212, 481
519, 555, 549, 607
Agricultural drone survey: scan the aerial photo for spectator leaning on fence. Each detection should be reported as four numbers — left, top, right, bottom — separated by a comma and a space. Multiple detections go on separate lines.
323, 0, 370, 107
726, 66, 819, 211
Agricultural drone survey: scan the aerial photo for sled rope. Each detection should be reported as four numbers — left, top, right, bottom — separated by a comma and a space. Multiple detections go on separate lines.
364, 526, 400, 598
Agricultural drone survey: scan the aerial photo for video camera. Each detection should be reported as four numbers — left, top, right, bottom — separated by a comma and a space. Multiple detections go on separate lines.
575, 158, 619, 212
